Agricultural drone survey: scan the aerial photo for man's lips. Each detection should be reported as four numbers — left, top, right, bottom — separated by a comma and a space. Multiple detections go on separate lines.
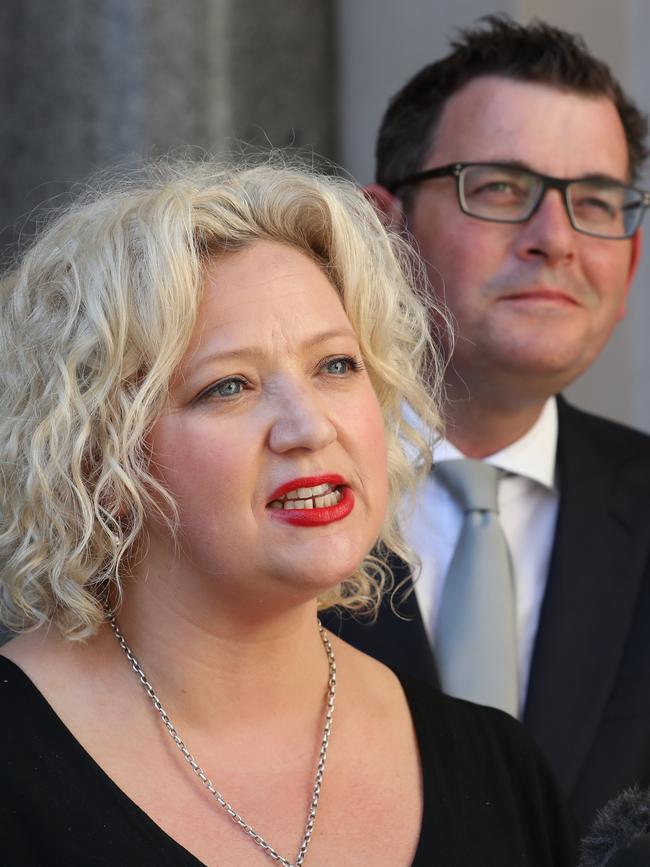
499, 288, 581, 306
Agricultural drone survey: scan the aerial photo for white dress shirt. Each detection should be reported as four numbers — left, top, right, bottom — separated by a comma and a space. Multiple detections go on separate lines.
407, 397, 560, 715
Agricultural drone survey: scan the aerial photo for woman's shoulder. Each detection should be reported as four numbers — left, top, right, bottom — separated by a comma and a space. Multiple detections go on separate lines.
0, 636, 48, 709
1, 628, 71, 707
0, 645, 68, 747
0, 628, 117, 744
0, 650, 73, 817
331, 631, 412, 713
0, 650, 33, 699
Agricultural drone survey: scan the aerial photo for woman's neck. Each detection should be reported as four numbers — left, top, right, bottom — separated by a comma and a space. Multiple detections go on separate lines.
112, 579, 329, 730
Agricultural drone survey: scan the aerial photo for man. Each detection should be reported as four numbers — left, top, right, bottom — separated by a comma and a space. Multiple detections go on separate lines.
324, 16, 650, 832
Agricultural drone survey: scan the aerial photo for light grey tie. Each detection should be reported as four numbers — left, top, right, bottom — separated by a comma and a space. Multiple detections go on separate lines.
434, 459, 519, 717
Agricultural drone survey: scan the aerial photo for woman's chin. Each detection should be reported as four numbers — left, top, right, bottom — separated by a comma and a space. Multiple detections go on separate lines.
286, 538, 371, 591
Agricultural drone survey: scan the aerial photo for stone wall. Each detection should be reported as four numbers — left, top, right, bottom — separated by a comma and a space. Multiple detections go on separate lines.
0, 0, 335, 250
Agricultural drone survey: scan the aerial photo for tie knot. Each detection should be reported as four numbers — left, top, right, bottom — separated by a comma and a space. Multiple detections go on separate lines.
435, 459, 500, 513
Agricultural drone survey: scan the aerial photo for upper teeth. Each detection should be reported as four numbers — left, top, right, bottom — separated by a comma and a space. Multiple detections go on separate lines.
285, 483, 331, 500
269, 483, 343, 510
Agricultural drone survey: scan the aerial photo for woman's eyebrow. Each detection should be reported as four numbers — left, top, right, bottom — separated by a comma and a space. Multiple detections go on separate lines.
189, 326, 358, 370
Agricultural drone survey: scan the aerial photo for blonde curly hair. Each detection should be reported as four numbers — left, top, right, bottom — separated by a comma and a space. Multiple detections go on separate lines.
0, 157, 447, 639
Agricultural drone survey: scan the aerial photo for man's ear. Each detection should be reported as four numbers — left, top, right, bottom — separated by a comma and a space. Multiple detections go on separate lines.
629, 227, 643, 283
363, 184, 406, 231
618, 228, 643, 319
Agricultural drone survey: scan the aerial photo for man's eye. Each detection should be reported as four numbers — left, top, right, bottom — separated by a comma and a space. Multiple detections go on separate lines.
474, 180, 526, 198
574, 196, 617, 218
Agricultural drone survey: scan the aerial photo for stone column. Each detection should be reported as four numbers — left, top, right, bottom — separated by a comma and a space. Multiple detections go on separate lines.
0, 0, 335, 247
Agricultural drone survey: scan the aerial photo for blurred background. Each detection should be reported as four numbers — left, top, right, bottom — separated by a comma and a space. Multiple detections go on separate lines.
2, 0, 649, 431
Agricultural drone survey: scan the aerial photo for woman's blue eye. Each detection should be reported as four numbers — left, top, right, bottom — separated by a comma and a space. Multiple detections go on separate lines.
324, 357, 353, 375
202, 377, 245, 399
218, 380, 241, 396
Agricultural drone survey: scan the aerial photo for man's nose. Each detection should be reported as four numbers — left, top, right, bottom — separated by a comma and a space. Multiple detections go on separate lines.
514, 188, 577, 266
268, 382, 337, 454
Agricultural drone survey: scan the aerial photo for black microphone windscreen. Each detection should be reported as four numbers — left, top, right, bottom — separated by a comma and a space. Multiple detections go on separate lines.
579, 787, 650, 867
608, 834, 650, 866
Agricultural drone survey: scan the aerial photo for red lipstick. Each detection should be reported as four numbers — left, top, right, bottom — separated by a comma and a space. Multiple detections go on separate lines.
267, 474, 345, 502
267, 474, 354, 527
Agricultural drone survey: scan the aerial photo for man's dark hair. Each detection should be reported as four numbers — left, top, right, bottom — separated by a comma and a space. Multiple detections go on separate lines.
376, 14, 648, 193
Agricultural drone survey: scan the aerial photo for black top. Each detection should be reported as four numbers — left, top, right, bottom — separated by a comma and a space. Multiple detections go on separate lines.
0, 656, 577, 866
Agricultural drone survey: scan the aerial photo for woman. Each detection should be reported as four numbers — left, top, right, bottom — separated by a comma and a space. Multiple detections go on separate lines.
0, 159, 575, 865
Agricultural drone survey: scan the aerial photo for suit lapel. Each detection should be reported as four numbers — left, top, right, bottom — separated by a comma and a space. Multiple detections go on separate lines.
524, 399, 650, 796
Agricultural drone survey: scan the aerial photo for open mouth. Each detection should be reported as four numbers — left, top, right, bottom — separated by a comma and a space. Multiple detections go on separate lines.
268, 482, 343, 511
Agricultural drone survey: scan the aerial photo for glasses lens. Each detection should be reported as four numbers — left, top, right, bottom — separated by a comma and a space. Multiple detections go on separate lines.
567, 180, 643, 238
459, 165, 540, 221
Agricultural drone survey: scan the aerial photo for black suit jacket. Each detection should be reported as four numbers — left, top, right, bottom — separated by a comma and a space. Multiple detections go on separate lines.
322, 398, 650, 833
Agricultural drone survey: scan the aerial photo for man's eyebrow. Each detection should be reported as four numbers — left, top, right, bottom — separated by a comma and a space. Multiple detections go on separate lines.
189, 326, 359, 370
486, 159, 628, 184
575, 171, 631, 185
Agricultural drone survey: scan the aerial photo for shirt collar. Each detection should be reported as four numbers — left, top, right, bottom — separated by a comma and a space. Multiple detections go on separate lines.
434, 397, 558, 491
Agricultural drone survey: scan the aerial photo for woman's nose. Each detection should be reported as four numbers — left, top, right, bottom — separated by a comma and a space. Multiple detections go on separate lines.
267, 384, 337, 454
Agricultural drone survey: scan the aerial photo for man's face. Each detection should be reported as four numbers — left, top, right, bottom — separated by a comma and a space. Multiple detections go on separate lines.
405, 75, 640, 404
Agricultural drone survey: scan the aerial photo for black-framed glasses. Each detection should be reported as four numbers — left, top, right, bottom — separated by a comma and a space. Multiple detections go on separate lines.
391, 161, 650, 239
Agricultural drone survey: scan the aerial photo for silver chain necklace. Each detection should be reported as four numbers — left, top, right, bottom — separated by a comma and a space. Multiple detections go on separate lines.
110, 616, 336, 867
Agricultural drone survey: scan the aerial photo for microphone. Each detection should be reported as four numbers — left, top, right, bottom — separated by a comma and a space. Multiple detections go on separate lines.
579, 787, 650, 866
